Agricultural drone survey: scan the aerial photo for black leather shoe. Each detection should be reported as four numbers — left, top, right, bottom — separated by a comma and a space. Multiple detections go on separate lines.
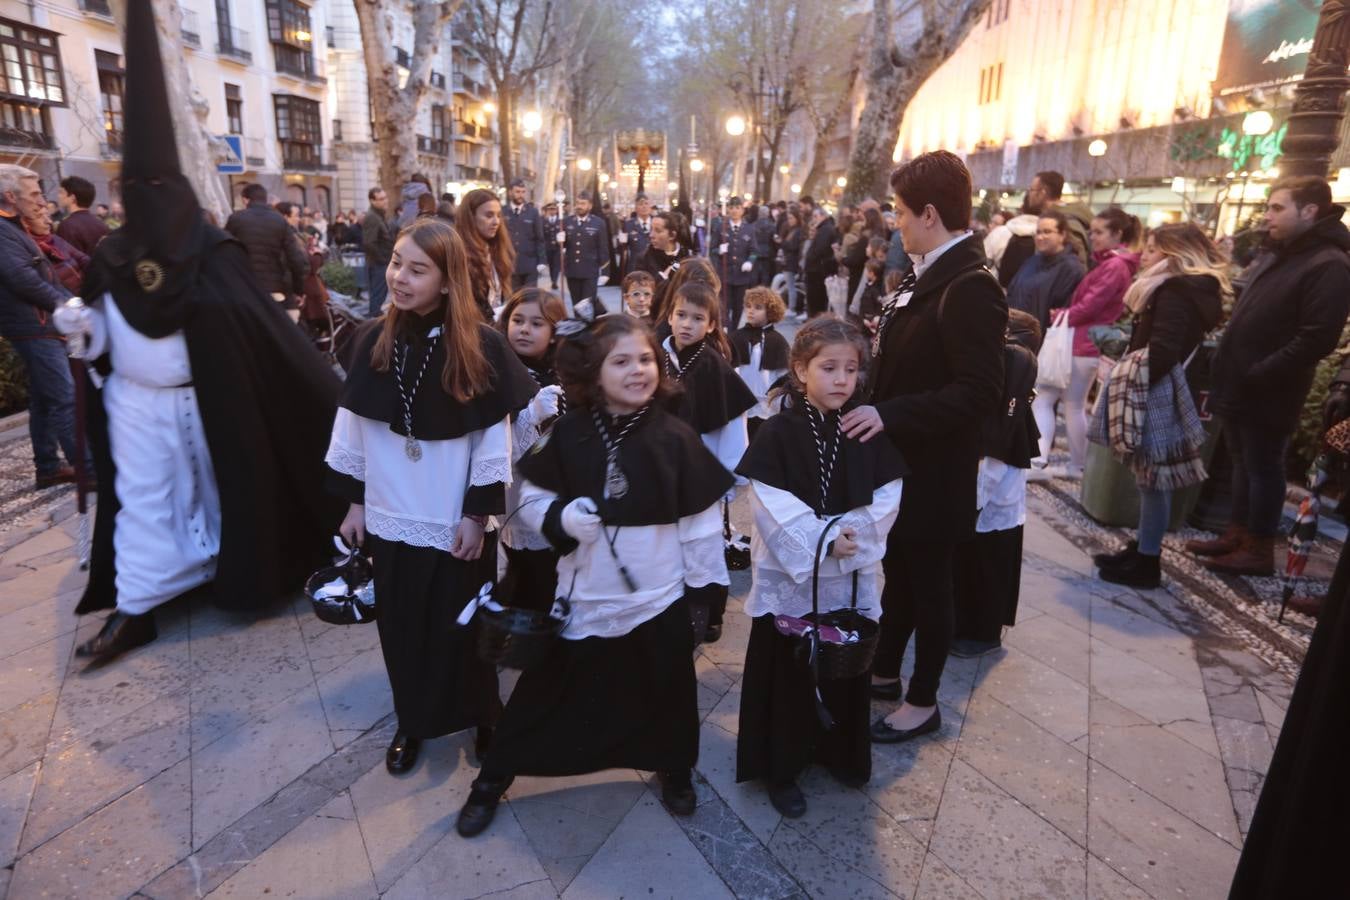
385, 730, 421, 774
870, 678, 903, 701
456, 776, 513, 838
949, 638, 1002, 659
1099, 551, 1161, 589
703, 623, 723, 644
1093, 540, 1139, 569
658, 770, 697, 816
75, 611, 157, 664
870, 708, 941, 745
768, 781, 806, 818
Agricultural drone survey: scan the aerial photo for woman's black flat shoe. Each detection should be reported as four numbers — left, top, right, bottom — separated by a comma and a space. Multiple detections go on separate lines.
870, 679, 903, 701
385, 730, 421, 775
456, 777, 512, 838
658, 770, 697, 816
768, 781, 806, 818
870, 709, 941, 745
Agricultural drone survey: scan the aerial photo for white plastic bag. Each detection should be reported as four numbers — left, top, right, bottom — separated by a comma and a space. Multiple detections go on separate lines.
1037, 309, 1073, 390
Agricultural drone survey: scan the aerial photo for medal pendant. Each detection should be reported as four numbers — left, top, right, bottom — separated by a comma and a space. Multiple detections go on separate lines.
405, 436, 422, 462
604, 457, 629, 500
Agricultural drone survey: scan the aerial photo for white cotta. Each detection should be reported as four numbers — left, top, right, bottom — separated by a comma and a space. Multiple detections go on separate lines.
975, 457, 1027, 533
94, 295, 222, 614
743, 478, 903, 621
326, 408, 512, 552
516, 480, 728, 639
734, 340, 787, 421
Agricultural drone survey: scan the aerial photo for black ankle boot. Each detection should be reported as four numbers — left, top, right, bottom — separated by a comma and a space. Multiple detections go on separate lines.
658, 769, 696, 816
1093, 539, 1138, 569
1099, 551, 1161, 589
457, 774, 513, 838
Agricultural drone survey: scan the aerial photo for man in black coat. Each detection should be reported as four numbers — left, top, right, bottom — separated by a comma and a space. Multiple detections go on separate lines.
711, 196, 757, 327
1191, 176, 1350, 577
841, 151, 1007, 744
503, 177, 548, 292
752, 204, 777, 287
225, 182, 308, 313
55, 175, 109, 257
362, 187, 393, 316
802, 206, 839, 318
561, 190, 611, 314
620, 193, 655, 276
542, 201, 562, 289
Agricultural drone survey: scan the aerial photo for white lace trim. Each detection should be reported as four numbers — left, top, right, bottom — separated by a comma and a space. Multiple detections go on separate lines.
681, 532, 730, 588
745, 566, 882, 620
470, 456, 510, 487
325, 443, 366, 480
366, 507, 454, 551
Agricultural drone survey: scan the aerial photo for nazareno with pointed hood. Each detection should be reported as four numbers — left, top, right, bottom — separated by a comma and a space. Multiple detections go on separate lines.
77, 0, 345, 614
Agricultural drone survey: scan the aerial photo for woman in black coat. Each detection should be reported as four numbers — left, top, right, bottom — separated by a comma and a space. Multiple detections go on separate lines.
635, 211, 692, 316
841, 153, 1007, 744
777, 208, 805, 316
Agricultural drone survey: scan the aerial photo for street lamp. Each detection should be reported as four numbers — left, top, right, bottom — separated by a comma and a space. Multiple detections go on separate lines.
1243, 110, 1274, 136
689, 158, 704, 172
577, 157, 593, 172
790, 183, 801, 194
667, 181, 679, 193
522, 109, 542, 133
778, 164, 789, 174
484, 101, 497, 114
1087, 139, 1108, 207
725, 115, 746, 137
835, 176, 847, 188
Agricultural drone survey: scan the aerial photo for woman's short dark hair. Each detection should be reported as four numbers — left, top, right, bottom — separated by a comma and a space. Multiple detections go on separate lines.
890, 151, 972, 231
1038, 209, 1070, 234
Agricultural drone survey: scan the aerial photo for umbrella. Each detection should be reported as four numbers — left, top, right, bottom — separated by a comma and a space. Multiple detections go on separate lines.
1278, 461, 1326, 623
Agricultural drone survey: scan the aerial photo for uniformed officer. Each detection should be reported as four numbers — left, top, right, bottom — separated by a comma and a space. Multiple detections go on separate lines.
542, 201, 562, 289
620, 194, 655, 275
559, 190, 611, 314
503, 177, 548, 292
711, 195, 757, 327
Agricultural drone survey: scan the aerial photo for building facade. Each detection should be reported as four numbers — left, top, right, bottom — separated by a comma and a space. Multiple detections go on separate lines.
0, 0, 504, 217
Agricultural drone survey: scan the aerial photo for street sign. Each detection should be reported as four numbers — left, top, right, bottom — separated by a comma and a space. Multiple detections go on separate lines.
218, 134, 244, 174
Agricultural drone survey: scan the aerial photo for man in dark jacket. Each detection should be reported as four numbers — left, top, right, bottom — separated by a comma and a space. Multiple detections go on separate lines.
802, 206, 838, 318
55, 175, 109, 257
225, 183, 307, 315
710, 196, 757, 326
504, 178, 547, 291
842, 151, 1007, 744
751, 204, 777, 287
620, 194, 655, 276
362, 187, 393, 316
561, 191, 611, 315
1193, 176, 1350, 576
0, 164, 78, 489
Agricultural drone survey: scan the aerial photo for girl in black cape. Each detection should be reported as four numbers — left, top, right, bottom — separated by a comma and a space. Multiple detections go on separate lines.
735, 318, 906, 818
325, 220, 537, 776
497, 287, 568, 612
730, 285, 792, 442
662, 281, 757, 642
455, 315, 734, 838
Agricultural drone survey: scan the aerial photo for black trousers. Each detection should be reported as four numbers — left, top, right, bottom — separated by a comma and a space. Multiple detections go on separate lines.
953, 526, 1024, 643
871, 536, 956, 707
805, 270, 829, 317
510, 272, 534, 293
566, 277, 606, 314
725, 283, 748, 328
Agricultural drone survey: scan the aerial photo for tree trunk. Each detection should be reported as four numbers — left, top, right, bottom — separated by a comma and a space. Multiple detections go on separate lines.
112, 0, 231, 222
844, 0, 992, 204
497, 79, 516, 185
355, 0, 461, 205
802, 118, 834, 197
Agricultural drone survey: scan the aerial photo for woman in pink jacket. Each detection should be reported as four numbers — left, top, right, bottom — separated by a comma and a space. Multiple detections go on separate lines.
1032, 206, 1140, 477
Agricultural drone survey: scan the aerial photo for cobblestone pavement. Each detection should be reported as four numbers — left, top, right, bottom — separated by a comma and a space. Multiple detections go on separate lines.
0, 313, 1305, 898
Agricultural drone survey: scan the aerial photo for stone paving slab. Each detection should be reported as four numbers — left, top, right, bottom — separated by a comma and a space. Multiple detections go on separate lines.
0, 492, 1297, 899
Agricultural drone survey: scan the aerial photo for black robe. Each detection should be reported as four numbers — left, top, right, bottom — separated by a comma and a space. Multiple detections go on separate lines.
77, 230, 346, 614
735, 393, 908, 785
663, 338, 757, 435
729, 324, 790, 374
481, 405, 732, 777
1230, 542, 1350, 898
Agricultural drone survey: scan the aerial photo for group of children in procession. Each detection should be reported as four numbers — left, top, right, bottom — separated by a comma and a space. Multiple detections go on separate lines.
324, 215, 1034, 837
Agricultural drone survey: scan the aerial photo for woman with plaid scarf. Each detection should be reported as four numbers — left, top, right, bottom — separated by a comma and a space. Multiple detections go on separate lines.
1089, 224, 1227, 588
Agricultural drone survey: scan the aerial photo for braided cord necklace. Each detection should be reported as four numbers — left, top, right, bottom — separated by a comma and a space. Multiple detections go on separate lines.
394, 326, 441, 461
591, 404, 651, 500
665, 340, 706, 381
805, 403, 841, 516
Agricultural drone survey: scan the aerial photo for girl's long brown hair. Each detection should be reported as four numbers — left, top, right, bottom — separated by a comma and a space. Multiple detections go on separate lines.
455, 188, 515, 307
370, 219, 493, 403
655, 255, 721, 323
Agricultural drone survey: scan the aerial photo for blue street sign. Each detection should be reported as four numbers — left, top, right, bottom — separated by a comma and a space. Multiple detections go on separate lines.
218, 134, 244, 174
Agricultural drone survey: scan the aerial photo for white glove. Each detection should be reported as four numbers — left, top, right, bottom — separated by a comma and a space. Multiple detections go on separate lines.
52, 299, 91, 337
536, 263, 549, 275
560, 497, 602, 544
718, 242, 729, 255
556, 231, 567, 244
740, 261, 754, 273
597, 275, 609, 286
527, 385, 562, 421
618, 232, 629, 245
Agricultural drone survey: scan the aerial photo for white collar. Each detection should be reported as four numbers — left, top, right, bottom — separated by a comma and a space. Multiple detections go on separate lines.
908, 230, 971, 280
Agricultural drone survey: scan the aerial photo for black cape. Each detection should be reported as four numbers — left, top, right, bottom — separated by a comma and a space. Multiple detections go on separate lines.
517, 405, 732, 527
663, 339, 757, 435
736, 392, 908, 516
1230, 542, 1350, 898
339, 320, 538, 439
729, 324, 790, 371
78, 230, 347, 614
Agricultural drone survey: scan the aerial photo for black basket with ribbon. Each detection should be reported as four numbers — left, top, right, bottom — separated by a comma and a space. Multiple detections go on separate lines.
724, 499, 751, 570
305, 537, 377, 625
459, 581, 572, 671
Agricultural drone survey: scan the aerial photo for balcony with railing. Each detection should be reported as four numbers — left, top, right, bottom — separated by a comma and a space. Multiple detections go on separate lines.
455, 164, 496, 183
217, 24, 253, 63
418, 134, 449, 156
430, 71, 446, 89
0, 102, 55, 151
281, 142, 336, 172
78, 0, 112, 17
453, 73, 484, 99
181, 10, 201, 47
